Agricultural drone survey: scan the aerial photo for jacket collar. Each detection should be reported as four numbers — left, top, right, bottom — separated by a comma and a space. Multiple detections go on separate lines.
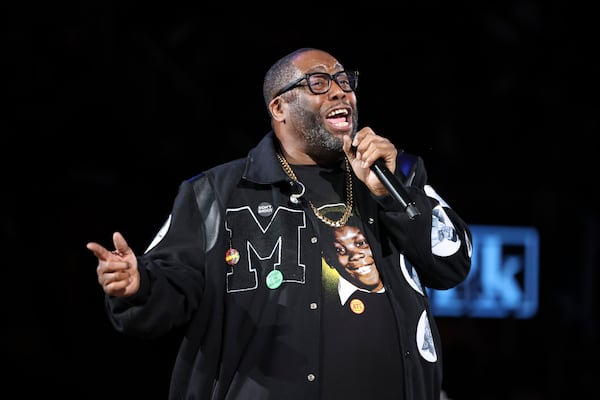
243, 130, 289, 185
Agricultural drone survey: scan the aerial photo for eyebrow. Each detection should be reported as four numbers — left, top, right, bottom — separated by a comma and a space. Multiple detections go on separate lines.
304, 61, 344, 73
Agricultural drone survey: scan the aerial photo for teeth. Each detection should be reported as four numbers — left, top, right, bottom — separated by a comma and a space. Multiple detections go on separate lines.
328, 109, 348, 118
332, 121, 349, 127
355, 265, 373, 275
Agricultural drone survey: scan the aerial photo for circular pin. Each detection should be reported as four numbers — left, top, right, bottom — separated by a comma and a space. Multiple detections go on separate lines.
266, 270, 283, 289
225, 248, 240, 265
257, 202, 274, 217
349, 299, 365, 314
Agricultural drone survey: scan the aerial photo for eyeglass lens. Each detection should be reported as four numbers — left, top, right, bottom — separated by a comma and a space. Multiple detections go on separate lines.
307, 72, 356, 94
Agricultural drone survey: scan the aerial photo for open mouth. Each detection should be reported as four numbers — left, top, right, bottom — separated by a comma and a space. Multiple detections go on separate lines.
326, 108, 350, 129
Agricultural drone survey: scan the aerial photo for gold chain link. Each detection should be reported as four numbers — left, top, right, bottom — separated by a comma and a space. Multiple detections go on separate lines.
276, 152, 353, 227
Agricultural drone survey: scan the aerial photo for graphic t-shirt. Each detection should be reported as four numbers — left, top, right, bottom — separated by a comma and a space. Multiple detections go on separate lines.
293, 162, 404, 399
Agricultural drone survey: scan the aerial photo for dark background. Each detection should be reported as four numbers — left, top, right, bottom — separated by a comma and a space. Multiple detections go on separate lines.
3, 3, 598, 399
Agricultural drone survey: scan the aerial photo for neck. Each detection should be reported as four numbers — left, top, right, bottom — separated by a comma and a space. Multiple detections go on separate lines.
278, 146, 344, 166
279, 147, 315, 165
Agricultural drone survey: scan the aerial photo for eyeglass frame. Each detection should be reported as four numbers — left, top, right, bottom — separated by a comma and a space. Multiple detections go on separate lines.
272, 70, 359, 99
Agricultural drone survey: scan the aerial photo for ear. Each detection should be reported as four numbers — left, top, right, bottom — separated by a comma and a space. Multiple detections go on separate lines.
269, 97, 286, 122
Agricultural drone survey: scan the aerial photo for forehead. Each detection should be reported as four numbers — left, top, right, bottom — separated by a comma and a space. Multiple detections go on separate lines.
335, 225, 362, 240
293, 50, 344, 72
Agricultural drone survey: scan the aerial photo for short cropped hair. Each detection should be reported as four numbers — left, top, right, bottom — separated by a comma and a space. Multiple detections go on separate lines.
262, 47, 317, 112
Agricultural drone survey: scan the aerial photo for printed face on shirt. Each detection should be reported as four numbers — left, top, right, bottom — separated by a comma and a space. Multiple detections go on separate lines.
332, 224, 383, 292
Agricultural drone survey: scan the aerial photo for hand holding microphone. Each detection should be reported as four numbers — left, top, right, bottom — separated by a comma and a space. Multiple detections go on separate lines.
369, 158, 421, 219
345, 127, 421, 219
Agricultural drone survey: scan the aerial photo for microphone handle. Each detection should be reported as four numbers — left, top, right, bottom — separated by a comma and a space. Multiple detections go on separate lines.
370, 158, 421, 219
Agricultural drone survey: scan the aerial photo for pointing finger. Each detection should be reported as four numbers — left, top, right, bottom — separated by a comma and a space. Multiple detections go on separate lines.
86, 241, 111, 260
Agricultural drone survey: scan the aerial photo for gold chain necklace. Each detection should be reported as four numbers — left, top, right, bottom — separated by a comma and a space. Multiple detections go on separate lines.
276, 152, 353, 228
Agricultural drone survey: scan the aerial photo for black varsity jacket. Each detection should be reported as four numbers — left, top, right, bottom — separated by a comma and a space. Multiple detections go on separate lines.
105, 130, 472, 400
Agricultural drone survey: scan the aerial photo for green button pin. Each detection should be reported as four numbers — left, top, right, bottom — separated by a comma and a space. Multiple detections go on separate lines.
266, 270, 283, 289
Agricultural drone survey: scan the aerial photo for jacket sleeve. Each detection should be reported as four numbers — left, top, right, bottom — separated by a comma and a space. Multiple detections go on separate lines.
375, 154, 472, 290
105, 178, 210, 339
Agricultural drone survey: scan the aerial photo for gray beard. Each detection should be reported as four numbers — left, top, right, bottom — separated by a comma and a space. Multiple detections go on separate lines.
295, 106, 358, 164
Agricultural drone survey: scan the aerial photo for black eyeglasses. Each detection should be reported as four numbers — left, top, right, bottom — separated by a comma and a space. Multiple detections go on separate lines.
273, 70, 359, 99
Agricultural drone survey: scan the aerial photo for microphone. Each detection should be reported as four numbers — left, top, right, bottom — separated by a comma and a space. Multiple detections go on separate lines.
370, 158, 421, 219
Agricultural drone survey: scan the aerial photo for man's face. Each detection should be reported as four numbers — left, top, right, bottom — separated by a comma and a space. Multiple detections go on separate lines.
285, 50, 358, 161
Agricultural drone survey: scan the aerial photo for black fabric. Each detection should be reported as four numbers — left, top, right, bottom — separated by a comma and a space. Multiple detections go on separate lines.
321, 290, 404, 400
290, 161, 346, 206
292, 162, 404, 399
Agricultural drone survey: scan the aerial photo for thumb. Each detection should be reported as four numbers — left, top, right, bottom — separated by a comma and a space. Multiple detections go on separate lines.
112, 231, 132, 256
